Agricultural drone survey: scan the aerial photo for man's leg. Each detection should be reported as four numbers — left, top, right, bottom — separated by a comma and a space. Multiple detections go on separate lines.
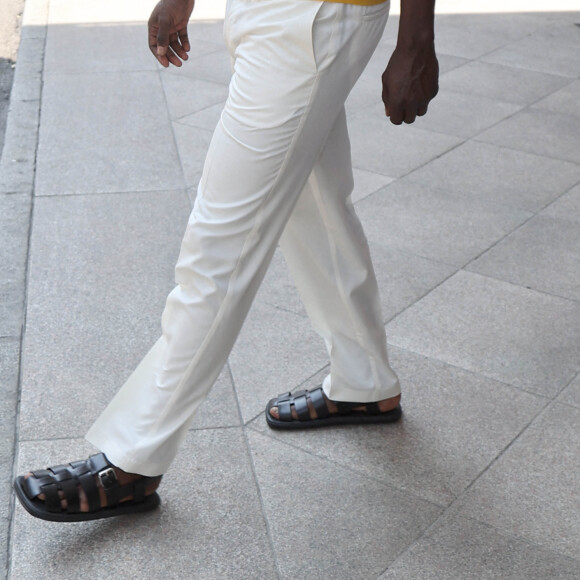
267, 107, 400, 427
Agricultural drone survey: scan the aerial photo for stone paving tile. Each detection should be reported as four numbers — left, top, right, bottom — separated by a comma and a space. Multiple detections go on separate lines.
348, 105, 462, 178
255, 247, 305, 317
556, 373, 580, 409
19, 191, 189, 441
532, 79, 580, 117
476, 109, 580, 164
0, 339, 20, 578
171, 122, 214, 190
451, 403, 580, 561
229, 301, 328, 424
386, 271, 580, 398
0, 193, 30, 338
439, 60, 571, 105
356, 179, 532, 267
0, 96, 41, 195
161, 73, 228, 122
433, 12, 547, 60
12, 430, 277, 579
380, 513, 580, 579
406, 140, 580, 213
251, 346, 547, 506
43, 24, 157, 75
178, 101, 226, 132
468, 215, 580, 301
351, 168, 395, 203
170, 47, 233, 86
36, 72, 185, 196
189, 367, 242, 430
46, 0, 152, 24
543, 182, 580, 222
247, 429, 442, 580
414, 90, 521, 139
482, 19, 580, 78
369, 243, 457, 323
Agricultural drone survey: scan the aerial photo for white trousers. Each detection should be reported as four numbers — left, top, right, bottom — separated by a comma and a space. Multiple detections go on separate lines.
86, 0, 400, 476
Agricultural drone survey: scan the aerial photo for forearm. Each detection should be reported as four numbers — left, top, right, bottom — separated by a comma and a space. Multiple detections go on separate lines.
397, 0, 436, 47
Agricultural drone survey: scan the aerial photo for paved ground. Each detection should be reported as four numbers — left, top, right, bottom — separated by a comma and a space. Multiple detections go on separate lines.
0, 0, 25, 156
1, 0, 579, 578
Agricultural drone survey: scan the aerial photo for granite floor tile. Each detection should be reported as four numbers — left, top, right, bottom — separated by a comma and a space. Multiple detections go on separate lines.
386, 271, 580, 398
348, 106, 462, 178
0, 97, 41, 194
178, 101, 226, 132
36, 72, 185, 195
172, 48, 233, 86
380, 513, 580, 579
0, 193, 31, 338
368, 243, 457, 322
532, 79, 580, 117
255, 247, 306, 317
46, 0, 152, 24
19, 191, 189, 441
44, 24, 157, 75
356, 179, 531, 266
468, 215, 580, 301
556, 373, 580, 409
543, 183, 580, 222
406, 141, 580, 213
351, 168, 395, 203
251, 347, 547, 506
188, 367, 242, 430
482, 19, 580, 78
433, 12, 546, 60
229, 302, 328, 423
247, 429, 442, 580
171, 122, 214, 189
0, 339, 20, 552
439, 60, 570, 105
452, 403, 580, 560
476, 109, 580, 164
414, 90, 521, 139
161, 73, 228, 122
11, 430, 277, 579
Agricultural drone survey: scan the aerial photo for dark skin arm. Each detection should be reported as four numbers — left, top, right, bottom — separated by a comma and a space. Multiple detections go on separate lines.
148, 0, 438, 124
382, 0, 439, 125
148, 0, 195, 68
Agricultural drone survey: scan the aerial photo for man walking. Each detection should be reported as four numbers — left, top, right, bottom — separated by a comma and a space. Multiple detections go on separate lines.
15, 0, 438, 521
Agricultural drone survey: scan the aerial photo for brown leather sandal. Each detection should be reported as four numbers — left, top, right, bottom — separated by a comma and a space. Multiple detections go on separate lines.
265, 385, 402, 430
14, 453, 161, 522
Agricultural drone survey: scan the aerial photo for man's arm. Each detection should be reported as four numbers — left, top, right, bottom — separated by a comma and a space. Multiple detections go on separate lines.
148, 0, 195, 68
382, 0, 439, 125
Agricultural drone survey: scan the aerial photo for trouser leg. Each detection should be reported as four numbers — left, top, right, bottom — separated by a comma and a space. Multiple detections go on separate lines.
86, 0, 391, 476
279, 108, 399, 403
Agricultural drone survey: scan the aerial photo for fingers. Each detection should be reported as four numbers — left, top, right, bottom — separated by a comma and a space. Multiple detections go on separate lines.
148, 11, 190, 68
384, 100, 429, 125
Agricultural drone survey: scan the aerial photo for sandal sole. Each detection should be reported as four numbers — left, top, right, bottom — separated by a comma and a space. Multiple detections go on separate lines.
265, 401, 402, 430
13, 476, 161, 522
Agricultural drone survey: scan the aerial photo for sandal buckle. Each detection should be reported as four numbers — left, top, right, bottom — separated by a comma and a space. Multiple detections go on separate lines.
97, 467, 118, 490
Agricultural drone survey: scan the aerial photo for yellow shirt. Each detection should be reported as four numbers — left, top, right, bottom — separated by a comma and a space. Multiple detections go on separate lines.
325, 0, 387, 6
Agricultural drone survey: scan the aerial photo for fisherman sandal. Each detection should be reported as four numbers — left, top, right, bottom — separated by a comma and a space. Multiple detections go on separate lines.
14, 452, 161, 522
265, 385, 402, 430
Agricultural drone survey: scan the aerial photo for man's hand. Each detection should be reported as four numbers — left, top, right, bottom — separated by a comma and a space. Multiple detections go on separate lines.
382, 0, 438, 125
148, 0, 195, 68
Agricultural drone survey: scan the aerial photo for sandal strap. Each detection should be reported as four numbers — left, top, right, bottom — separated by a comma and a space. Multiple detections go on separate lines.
335, 401, 381, 415
274, 386, 330, 422
21, 453, 158, 515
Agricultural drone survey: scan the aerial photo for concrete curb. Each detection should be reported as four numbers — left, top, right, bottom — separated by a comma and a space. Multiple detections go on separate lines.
0, 0, 48, 577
